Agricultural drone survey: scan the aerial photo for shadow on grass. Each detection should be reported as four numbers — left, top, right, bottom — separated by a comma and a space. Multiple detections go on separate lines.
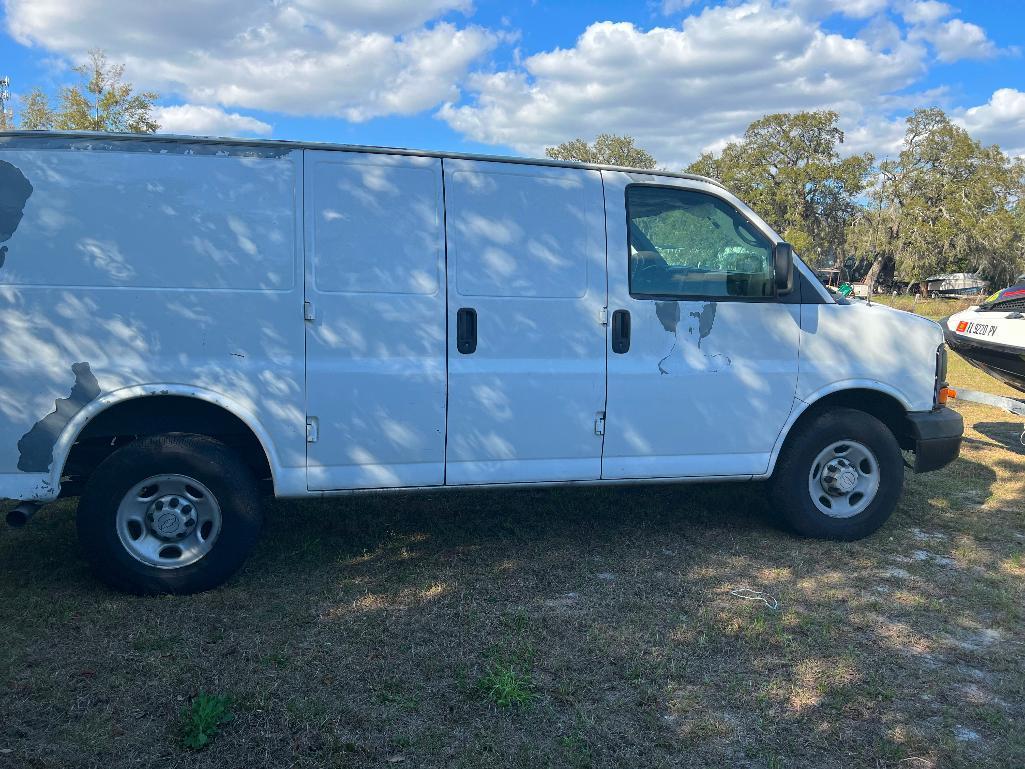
1, 457, 1021, 769
247, 480, 781, 583
973, 421, 1025, 456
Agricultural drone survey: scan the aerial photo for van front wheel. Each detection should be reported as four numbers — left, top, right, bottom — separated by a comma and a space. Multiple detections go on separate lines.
770, 408, 903, 540
77, 433, 262, 594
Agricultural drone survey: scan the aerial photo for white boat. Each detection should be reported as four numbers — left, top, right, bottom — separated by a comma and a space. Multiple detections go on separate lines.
943, 281, 1025, 392
923, 273, 988, 299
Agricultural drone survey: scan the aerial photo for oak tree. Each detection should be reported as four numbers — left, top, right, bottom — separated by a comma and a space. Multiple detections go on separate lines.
853, 108, 1025, 289
687, 111, 872, 268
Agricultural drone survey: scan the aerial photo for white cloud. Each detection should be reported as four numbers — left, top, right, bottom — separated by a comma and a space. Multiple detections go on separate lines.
858, 15, 904, 51
152, 105, 273, 137
440, 3, 927, 167
956, 88, 1025, 157
5, 0, 476, 48
898, 2, 1001, 62
787, 1, 1000, 63
5, 0, 495, 121
898, 0, 953, 25
914, 18, 997, 62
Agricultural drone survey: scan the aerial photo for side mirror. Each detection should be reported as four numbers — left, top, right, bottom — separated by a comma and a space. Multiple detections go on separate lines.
774, 241, 794, 295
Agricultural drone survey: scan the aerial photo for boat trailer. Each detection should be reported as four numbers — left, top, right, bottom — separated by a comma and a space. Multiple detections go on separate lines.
948, 387, 1025, 446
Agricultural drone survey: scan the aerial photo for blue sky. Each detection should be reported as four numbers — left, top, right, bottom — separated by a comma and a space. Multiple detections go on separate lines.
1, 0, 1023, 166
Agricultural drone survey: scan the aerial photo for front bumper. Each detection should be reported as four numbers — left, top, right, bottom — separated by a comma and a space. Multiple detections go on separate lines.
906, 407, 964, 473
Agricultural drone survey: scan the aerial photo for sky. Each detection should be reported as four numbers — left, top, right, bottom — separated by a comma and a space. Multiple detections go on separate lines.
1, 0, 1023, 168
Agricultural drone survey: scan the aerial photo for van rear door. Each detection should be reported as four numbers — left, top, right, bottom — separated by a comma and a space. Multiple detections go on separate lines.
600, 174, 800, 479
304, 151, 448, 490
443, 160, 607, 484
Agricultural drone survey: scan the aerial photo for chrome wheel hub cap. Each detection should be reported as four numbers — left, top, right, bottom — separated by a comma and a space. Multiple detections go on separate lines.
822, 458, 860, 496
808, 440, 880, 519
146, 493, 197, 540
116, 474, 222, 569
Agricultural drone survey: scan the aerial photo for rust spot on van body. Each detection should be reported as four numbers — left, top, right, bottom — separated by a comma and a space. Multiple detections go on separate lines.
17, 363, 101, 472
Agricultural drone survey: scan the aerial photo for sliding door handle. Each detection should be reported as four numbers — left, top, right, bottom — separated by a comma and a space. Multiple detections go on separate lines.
611, 309, 630, 354
457, 307, 477, 354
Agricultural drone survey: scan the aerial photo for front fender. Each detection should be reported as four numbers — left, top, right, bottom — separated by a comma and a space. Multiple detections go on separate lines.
764, 380, 914, 477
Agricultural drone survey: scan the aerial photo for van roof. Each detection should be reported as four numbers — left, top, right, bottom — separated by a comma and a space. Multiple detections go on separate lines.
0, 129, 726, 189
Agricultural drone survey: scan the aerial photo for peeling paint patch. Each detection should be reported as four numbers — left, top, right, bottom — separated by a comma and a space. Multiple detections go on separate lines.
0, 160, 33, 270
689, 302, 717, 347
655, 301, 680, 374
655, 299, 728, 375
17, 363, 101, 472
655, 301, 680, 334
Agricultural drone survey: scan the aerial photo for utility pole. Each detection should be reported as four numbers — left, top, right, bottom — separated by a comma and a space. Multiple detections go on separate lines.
0, 77, 12, 129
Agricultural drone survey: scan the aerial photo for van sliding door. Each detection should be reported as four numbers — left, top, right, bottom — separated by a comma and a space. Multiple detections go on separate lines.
443, 160, 608, 484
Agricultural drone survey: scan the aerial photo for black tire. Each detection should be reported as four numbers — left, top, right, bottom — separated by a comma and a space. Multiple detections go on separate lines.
77, 433, 262, 594
770, 407, 903, 541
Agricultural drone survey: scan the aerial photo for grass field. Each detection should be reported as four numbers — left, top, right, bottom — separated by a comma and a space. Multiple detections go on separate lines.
2, 298, 1023, 768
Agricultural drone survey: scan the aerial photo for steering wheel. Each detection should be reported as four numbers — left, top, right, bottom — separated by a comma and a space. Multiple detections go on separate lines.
732, 219, 761, 247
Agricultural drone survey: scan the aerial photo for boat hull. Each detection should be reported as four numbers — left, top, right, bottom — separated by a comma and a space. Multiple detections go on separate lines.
943, 309, 1025, 393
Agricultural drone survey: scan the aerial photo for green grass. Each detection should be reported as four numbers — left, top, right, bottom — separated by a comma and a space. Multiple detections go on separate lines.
178, 693, 233, 750
871, 294, 976, 320
478, 664, 535, 708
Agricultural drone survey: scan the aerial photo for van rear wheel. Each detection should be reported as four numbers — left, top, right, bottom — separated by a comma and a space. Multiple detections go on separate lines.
77, 433, 262, 594
770, 408, 903, 540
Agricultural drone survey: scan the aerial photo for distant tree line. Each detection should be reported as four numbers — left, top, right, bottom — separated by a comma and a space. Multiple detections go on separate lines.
549, 111, 1025, 291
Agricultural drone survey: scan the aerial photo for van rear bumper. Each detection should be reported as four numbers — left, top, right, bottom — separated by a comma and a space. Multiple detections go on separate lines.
906, 407, 963, 473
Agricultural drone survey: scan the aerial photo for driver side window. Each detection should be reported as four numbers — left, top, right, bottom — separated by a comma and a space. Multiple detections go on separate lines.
626, 185, 774, 300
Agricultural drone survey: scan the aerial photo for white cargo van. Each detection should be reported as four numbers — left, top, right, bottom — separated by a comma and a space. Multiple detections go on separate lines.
0, 132, 963, 594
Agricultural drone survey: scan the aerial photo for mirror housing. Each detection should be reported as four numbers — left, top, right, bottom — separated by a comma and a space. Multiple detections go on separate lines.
774, 242, 794, 295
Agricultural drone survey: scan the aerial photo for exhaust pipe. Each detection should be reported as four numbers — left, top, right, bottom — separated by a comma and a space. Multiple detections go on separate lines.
6, 502, 41, 528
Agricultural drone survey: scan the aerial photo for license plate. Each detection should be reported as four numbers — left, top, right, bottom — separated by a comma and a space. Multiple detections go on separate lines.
957, 320, 997, 337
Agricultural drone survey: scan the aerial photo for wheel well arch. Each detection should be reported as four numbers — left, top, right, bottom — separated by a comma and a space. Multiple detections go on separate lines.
61, 394, 274, 495
783, 388, 915, 457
